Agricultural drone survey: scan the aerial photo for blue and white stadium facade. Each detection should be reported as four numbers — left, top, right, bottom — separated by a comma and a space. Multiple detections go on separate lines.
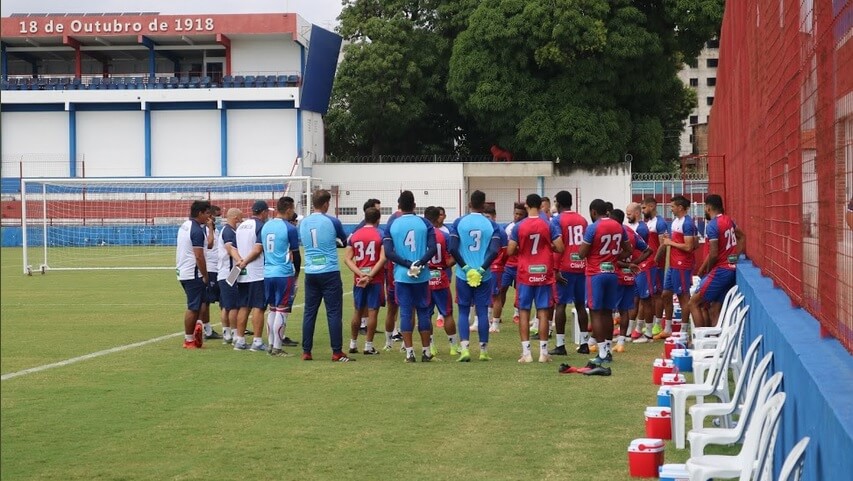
0, 12, 340, 180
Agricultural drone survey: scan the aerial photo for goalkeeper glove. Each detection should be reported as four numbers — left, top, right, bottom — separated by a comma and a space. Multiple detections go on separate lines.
466, 267, 483, 287
407, 261, 423, 278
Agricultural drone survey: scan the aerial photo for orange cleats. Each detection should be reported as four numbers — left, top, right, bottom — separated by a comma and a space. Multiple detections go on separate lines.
183, 340, 198, 349
193, 321, 204, 348
612, 344, 626, 353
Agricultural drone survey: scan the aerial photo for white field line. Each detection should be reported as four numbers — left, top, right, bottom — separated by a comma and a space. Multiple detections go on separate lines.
2, 291, 353, 381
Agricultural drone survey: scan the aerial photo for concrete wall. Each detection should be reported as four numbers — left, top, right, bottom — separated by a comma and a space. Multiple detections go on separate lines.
1, 112, 69, 175
231, 37, 301, 75
151, 110, 220, 176
310, 162, 632, 225
227, 109, 297, 176
77, 111, 145, 176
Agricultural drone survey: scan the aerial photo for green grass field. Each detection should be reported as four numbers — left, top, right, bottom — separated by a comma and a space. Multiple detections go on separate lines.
1, 247, 705, 481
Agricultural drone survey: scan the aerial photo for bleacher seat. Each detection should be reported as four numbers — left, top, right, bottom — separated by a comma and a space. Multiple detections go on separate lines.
275, 75, 288, 87
189, 77, 200, 88
201, 76, 211, 88
234, 75, 245, 88
221, 75, 233, 88
287, 74, 300, 86
244, 75, 256, 87
169, 77, 179, 88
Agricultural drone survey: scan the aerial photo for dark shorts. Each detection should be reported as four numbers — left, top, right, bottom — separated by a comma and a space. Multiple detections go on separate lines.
617, 284, 636, 311
218, 279, 239, 310
556, 271, 586, 305
664, 268, 693, 296
180, 278, 206, 311
238, 280, 266, 309
586, 273, 619, 311
500, 267, 518, 289
456, 280, 492, 307
698, 268, 736, 304
206, 272, 219, 303
516, 284, 553, 310
430, 287, 453, 317
635, 269, 654, 300
386, 278, 398, 306
354, 282, 383, 310
265, 276, 297, 310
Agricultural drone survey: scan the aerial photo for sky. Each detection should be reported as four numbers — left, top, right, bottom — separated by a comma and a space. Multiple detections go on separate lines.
1, 0, 344, 30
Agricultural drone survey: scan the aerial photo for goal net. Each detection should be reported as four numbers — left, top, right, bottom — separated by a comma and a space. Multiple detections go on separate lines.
20, 176, 312, 273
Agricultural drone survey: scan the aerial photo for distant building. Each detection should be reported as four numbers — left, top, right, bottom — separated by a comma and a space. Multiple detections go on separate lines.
677, 39, 719, 156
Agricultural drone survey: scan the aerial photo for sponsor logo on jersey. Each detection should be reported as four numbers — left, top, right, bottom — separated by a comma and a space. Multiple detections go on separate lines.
528, 275, 548, 283
529, 264, 547, 273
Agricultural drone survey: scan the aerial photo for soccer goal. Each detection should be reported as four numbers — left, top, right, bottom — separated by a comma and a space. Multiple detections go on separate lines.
19, 176, 313, 274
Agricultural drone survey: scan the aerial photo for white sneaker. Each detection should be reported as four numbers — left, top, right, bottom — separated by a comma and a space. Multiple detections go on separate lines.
469, 323, 477, 332
539, 353, 552, 363
634, 335, 654, 344
489, 323, 499, 333
518, 353, 534, 363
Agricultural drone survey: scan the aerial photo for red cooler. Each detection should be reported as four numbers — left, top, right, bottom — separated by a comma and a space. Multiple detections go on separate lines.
628, 438, 665, 478
645, 406, 672, 439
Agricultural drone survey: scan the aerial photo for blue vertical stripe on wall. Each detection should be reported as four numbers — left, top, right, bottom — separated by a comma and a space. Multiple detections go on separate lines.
1, 44, 7, 80
69, 108, 77, 177
220, 108, 228, 176
297, 44, 306, 158
144, 109, 152, 176
300, 26, 342, 114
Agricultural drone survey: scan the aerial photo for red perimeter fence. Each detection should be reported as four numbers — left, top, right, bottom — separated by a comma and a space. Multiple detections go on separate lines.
709, 0, 852, 352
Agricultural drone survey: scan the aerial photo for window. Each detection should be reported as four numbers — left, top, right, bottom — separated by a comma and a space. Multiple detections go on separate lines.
706, 39, 720, 49
380, 207, 393, 216
686, 57, 699, 68
707, 96, 715, 106
707, 77, 717, 86
413, 207, 425, 215
690, 115, 699, 125
689, 78, 699, 87
707, 58, 718, 68
338, 207, 358, 216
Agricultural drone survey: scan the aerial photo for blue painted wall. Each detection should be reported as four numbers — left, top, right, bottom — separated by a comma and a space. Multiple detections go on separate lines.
736, 263, 853, 481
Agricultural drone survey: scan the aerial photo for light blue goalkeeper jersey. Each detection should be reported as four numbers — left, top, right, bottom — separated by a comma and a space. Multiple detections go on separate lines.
299, 213, 347, 274
261, 218, 299, 278
451, 213, 500, 282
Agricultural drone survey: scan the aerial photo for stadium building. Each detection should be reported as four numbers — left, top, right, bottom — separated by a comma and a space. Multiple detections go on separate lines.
0, 12, 341, 178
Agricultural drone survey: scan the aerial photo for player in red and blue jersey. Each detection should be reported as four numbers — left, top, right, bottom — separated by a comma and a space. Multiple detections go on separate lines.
657, 195, 697, 334
449, 191, 502, 362
508, 194, 564, 364
578, 199, 632, 373
347, 198, 381, 336
689, 195, 745, 327
344, 207, 386, 355
383, 191, 437, 363
640, 197, 669, 340
549, 190, 591, 356
492, 203, 526, 328
424, 206, 459, 356
610, 209, 652, 353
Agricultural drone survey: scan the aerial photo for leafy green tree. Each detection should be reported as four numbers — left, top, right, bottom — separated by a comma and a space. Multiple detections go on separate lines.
328, 0, 720, 168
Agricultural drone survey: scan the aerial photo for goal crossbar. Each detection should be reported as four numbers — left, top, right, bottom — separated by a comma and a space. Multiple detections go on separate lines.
19, 176, 314, 274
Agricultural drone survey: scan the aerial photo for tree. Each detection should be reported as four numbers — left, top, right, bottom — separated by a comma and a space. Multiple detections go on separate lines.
327, 0, 721, 168
448, 0, 717, 169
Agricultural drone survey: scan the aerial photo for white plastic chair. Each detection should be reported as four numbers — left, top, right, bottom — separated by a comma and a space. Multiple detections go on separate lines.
776, 437, 810, 481
670, 324, 741, 449
686, 392, 786, 481
692, 286, 742, 341
693, 306, 749, 391
754, 389, 787, 481
689, 337, 765, 432
688, 369, 782, 458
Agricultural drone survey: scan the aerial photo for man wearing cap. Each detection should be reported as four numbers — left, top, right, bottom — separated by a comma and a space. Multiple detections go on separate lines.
233, 200, 271, 351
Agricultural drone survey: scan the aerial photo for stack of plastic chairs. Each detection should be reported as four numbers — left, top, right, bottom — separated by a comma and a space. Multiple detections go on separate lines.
684, 392, 786, 480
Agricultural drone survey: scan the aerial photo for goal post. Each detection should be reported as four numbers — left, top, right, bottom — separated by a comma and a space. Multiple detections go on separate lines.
19, 176, 314, 273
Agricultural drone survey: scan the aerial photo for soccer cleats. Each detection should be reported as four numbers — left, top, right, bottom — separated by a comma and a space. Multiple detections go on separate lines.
548, 345, 568, 356
517, 353, 534, 363
457, 348, 471, 362
331, 352, 353, 362
478, 352, 492, 361
193, 321, 204, 348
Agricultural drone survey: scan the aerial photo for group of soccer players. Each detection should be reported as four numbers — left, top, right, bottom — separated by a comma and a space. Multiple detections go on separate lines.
176, 187, 745, 371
